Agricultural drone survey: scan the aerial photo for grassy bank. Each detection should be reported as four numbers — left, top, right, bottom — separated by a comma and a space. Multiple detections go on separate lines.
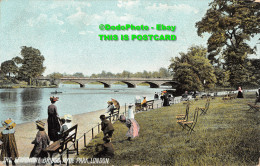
78, 93, 260, 165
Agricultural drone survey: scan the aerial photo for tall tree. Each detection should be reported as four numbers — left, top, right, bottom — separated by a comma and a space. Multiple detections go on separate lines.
169, 46, 217, 93
14, 46, 45, 85
1, 60, 18, 77
196, 0, 260, 87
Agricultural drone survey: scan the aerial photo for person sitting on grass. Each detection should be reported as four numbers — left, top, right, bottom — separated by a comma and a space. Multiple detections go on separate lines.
119, 115, 140, 141
100, 115, 114, 138
94, 136, 114, 159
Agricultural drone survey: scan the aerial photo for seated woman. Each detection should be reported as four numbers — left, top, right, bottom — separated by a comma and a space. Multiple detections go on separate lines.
141, 96, 147, 110
119, 115, 140, 141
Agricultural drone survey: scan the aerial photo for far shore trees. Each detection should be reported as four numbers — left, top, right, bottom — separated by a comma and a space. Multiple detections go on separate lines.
196, 0, 260, 88
1, 60, 18, 77
13, 46, 45, 85
169, 46, 217, 94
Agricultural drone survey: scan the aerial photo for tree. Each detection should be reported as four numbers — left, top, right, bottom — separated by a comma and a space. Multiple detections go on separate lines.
73, 72, 84, 77
158, 67, 171, 78
1, 60, 18, 77
196, 0, 260, 87
14, 46, 45, 85
169, 46, 217, 93
48, 72, 63, 79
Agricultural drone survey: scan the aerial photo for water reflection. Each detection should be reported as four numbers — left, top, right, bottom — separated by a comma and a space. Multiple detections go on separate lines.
20, 88, 43, 121
0, 90, 17, 103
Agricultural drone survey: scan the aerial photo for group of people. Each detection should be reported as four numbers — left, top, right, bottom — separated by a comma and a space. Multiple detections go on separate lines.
99, 103, 140, 158
0, 96, 73, 165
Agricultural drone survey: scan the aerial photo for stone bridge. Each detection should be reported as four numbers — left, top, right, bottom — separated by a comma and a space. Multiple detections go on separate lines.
38, 77, 178, 88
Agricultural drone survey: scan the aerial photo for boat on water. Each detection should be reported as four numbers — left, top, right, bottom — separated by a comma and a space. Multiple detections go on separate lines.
51, 91, 62, 94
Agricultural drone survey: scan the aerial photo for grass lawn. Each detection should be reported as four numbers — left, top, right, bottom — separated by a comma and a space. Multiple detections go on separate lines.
78, 93, 260, 165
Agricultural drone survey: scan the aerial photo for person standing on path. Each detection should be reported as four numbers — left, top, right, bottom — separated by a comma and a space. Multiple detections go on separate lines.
47, 96, 60, 142
0, 118, 19, 166
100, 115, 114, 138
30, 120, 50, 165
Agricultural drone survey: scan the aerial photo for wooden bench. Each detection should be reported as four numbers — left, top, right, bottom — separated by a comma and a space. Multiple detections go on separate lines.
247, 103, 260, 112
44, 124, 78, 164
147, 100, 154, 109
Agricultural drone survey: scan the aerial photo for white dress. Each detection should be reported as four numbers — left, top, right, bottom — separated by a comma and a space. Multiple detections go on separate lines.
128, 108, 134, 119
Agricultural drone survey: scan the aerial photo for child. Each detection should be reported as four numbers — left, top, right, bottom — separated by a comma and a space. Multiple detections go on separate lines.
95, 136, 114, 159
119, 115, 140, 141
30, 120, 50, 165
100, 115, 114, 138
0, 118, 19, 165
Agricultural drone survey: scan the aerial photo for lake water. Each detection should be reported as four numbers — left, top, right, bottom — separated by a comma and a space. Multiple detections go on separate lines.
0, 84, 171, 124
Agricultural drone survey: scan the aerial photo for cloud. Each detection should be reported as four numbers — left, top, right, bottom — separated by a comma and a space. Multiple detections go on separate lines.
67, 7, 89, 26
117, 0, 140, 9
50, 14, 64, 25
145, 3, 199, 14
27, 14, 48, 27
79, 31, 87, 35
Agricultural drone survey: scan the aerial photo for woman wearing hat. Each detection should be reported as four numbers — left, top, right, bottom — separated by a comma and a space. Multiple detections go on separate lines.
30, 120, 50, 164
127, 103, 134, 119
119, 115, 140, 141
0, 118, 19, 165
47, 96, 61, 142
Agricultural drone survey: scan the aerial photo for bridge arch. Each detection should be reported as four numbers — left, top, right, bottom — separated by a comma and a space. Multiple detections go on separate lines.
121, 81, 136, 88
142, 82, 160, 88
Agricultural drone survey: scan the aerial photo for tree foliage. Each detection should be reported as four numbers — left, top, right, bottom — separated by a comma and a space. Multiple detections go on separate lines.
14, 46, 45, 84
1, 60, 18, 77
196, 0, 260, 87
169, 46, 217, 93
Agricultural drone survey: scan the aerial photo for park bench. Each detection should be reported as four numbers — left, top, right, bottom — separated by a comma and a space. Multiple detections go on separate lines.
44, 124, 78, 164
147, 100, 154, 109
141, 100, 154, 111
199, 98, 210, 115
247, 103, 260, 112
176, 103, 190, 122
178, 108, 199, 134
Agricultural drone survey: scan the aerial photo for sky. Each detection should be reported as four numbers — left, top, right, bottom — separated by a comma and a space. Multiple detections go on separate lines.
0, 0, 259, 76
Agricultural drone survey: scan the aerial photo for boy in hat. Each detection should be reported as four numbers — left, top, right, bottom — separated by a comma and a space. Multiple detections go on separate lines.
30, 120, 50, 164
0, 118, 19, 165
100, 115, 114, 138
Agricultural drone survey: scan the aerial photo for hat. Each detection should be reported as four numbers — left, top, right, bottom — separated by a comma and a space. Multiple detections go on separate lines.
36, 120, 45, 129
119, 115, 126, 122
64, 114, 72, 121
107, 101, 113, 104
50, 96, 59, 102
128, 103, 134, 107
2, 118, 16, 129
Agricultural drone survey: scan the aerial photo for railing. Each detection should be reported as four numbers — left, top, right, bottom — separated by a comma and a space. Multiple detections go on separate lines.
51, 98, 183, 165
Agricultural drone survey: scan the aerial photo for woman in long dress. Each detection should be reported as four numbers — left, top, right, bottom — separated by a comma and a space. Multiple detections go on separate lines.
47, 96, 60, 142
0, 118, 19, 165
119, 115, 140, 141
